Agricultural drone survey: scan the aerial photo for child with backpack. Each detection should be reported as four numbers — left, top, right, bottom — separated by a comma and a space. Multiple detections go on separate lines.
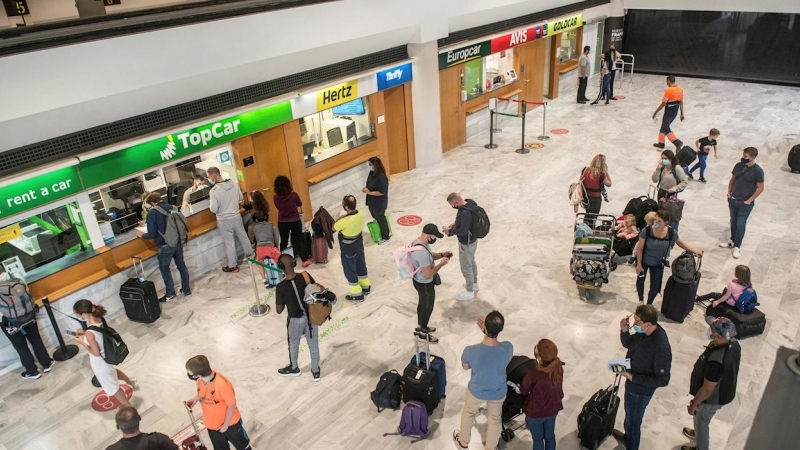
72, 300, 137, 407
697, 265, 758, 317
247, 210, 281, 288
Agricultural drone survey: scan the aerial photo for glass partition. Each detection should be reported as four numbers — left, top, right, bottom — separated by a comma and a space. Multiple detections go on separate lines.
560, 29, 579, 62
300, 98, 375, 166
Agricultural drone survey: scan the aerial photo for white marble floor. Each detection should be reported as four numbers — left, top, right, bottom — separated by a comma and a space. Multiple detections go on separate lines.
2, 74, 799, 450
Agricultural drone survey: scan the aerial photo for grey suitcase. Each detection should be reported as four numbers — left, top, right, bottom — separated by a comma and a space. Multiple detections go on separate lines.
572, 243, 608, 261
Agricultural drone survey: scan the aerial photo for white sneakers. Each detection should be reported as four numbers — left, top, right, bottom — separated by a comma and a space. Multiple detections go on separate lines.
732, 247, 741, 259
719, 240, 733, 248
720, 240, 741, 258
464, 283, 480, 292
455, 291, 476, 301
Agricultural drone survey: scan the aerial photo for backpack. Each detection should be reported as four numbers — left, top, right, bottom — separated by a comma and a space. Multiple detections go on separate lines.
467, 206, 491, 239
734, 285, 759, 314
393, 245, 427, 280
568, 169, 588, 208
370, 370, 403, 412
0, 275, 37, 334
671, 251, 699, 284
789, 144, 800, 174
153, 205, 189, 247
386, 400, 429, 443
87, 318, 129, 365
301, 272, 335, 326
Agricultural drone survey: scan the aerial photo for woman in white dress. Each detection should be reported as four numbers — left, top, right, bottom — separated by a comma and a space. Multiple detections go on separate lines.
72, 300, 136, 407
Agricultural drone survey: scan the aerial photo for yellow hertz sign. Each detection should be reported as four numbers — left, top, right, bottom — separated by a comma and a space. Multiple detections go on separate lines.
0, 224, 22, 245
317, 80, 359, 110
547, 13, 583, 36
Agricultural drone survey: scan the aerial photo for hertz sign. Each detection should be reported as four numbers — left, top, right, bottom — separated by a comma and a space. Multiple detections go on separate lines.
547, 13, 582, 35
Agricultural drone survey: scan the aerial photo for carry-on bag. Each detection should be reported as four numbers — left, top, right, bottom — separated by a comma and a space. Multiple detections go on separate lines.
577, 374, 622, 450
402, 334, 440, 414
312, 236, 328, 264
572, 243, 608, 261
722, 307, 767, 339
119, 256, 161, 323
661, 274, 700, 323
677, 146, 697, 167
789, 144, 800, 174
263, 257, 283, 287
382, 400, 429, 443
367, 219, 393, 244
410, 351, 446, 401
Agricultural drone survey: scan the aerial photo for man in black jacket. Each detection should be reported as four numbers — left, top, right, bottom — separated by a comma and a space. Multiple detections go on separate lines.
613, 305, 672, 450
106, 406, 177, 450
681, 317, 740, 450
445, 192, 481, 302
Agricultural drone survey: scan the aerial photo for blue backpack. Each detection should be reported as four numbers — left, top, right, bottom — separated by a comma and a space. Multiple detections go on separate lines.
734, 285, 759, 314
384, 401, 429, 443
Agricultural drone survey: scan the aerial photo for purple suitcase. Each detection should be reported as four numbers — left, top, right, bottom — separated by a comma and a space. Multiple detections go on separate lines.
661, 274, 700, 323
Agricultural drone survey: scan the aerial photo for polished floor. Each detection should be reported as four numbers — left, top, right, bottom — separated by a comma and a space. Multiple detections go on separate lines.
1, 74, 799, 450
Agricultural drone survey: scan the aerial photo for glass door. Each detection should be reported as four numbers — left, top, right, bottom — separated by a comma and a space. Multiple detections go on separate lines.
594, 22, 605, 75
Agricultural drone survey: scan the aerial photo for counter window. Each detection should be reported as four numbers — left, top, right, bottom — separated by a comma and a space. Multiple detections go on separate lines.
300, 98, 375, 166
560, 30, 579, 62
483, 50, 517, 92
0, 201, 92, 277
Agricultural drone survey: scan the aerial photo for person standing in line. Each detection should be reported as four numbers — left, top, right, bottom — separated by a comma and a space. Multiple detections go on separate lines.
719, 147, 764, 259
363, 156, 391, 244
185, 355, 251, 450
681, 317, 741, 450
453, 311, 514, 450
247, 210, 280, 289
577, 46, 592, 104
274, 176, 313, 267
137, 193, 191, 303
687, 129, 720, 183
521, 339, 565, 450
106, 406, 178, 450
274, 253, 321, 380
334, 195, 372, 301
652, 150, 689, 230
72, 300, 137, 408
408, 224, 451, 344
612, 305, 672, 450
652, 75, 685, 150
577, 154, 613, 223
607, 44, 622, 101
590, 53, 611, 105
445, 193, 481, 301
0, 269, 54, 380
208, 167, 250, 273
635, 210, 703, 305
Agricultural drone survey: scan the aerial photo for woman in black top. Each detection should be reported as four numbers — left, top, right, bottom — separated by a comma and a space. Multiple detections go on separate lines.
362, 157, 390, 243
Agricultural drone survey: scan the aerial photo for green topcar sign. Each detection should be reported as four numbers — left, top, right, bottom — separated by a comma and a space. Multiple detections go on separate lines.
438, 41, 492, 70
79, 101, 293, 188
0, 166, 83, 221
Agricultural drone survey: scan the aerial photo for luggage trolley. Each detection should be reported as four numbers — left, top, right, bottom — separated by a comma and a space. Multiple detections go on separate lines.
570, 213, 616, 300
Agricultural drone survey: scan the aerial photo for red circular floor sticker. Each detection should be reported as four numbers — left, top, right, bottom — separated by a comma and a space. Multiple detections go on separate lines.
92, 384, 133, 411
397, 215, 422, 226
551, 128, 569, 134
615, 95, 626, 99
525, 143, 545, 150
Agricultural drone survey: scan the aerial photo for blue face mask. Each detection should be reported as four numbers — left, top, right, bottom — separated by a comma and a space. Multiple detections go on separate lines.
652, 222, 662, 229
633, 325, 645, 334
661, 160, 669, 166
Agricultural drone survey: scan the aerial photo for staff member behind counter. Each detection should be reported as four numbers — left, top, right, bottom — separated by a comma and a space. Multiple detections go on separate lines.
181, 175, 211, 210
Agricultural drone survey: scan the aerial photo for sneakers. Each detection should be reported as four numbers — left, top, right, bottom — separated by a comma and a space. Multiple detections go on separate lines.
278, 365, 301, 377
263, 280, 274, 289
653, 142, 665, 149
345, 294, 365, 302
590, 101, 599, 105
378, 239, 390, 245
683, 427, 696, 439
455, 291, 475, 301
181, 289, 192, 297
414, 330, 439, 344
453, 430, 468, 449
463, 283, 480, 292
22, 371, 41, 380
43, 360, 55, 373
312, 370, 321, 382
733, 247, 741, 259
222, 266, 239, 273
302, 258, 313, 268
128, 377, 138, 390
415, 326, 437, 333
612, 429, 626, 441
699, 178, 707, 183
159, 294, 177, 303
719, 240, 734, 248
687, 172, 694, 180
639, 300, 645, 306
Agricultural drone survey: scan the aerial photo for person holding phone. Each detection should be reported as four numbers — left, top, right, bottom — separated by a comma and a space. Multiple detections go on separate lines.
408, 223, 451, 344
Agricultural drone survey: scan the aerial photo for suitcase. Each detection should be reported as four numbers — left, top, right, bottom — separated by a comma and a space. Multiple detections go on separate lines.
120, 256, 161, 323
789, 144, 800, 174
661, 274, 700, 323
577, 374, 621, 450
312, 235, 328, 264
263, 257, 284, 287
402, 334, 440, 415
367, 219, 393, 244
572, 243, 608, 261
677, 146, 697, 167
410, 352, 446, 400
722, 307, 767, 339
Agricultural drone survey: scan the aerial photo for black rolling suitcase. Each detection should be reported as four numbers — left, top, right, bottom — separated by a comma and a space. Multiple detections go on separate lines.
722, 307, 767, 339
577, 374, 621, 450
402, 334, 440, 415
661, 256, 701, 323
120, 256, 161, 323
789, 144, 800, 174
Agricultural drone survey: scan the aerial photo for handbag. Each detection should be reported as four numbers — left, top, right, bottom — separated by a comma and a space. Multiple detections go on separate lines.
659, 195, 685, 222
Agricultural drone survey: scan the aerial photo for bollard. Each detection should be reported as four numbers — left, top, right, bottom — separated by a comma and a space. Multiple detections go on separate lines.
484, 109, 498, 149
516, 101, 530, 154
42, 297, 79, 361
537, 101, 550, 141
247, 259, 270, 317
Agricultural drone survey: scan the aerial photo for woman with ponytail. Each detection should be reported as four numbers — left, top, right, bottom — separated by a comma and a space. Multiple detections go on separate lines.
72, 300, 136, 407
521, 339, 565, 450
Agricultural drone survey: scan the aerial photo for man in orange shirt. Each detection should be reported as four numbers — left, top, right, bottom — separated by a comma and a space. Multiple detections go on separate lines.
185, 355, 251, 450
652, 75, 685, 150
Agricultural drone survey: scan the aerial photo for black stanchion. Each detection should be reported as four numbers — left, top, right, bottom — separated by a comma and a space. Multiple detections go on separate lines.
484, 109, 498, 149
42, 297, 79, 361
516, 101, 530, 154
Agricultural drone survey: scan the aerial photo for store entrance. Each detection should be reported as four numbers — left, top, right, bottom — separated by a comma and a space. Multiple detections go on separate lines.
384, 84, 411, 175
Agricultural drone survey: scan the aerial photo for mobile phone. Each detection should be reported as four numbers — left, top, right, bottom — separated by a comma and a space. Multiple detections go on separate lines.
64, 330, 76, 336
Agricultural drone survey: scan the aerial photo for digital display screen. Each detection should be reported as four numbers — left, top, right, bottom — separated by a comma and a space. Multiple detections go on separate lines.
332, 98, 365, 115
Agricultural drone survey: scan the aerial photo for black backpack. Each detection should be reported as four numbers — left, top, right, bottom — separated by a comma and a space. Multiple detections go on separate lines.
467, 206, 491, 239
789, 144, 800, 174
87, 318, 129, 365
370, 370, 403, 412
671, 251, 699, 284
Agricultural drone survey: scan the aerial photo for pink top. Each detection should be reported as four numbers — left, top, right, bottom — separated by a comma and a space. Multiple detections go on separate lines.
615, 223, 638, 240
725, 280, 747, 305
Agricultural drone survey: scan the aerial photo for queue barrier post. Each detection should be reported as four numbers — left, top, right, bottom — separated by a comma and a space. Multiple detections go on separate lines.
42, 297, 79, 361
537, 101, 550, 141
246, 258, 272, 317
484, 98, 499, 149
515, 101, 530, 154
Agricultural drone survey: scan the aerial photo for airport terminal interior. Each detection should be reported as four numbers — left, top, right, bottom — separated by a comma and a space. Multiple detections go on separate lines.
0, 1, 798, 450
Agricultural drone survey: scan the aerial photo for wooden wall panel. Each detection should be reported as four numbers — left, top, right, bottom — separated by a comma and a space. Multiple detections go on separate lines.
368, 92, 391, 175
282, 121, 313, 218
518, 38, 547, 105
548, 34, 562, 99
250, 126, 295, 225
439, 65, 466, 152
384, 85, 410, 174
230, 136, 257, 193
403, 83, 416, 170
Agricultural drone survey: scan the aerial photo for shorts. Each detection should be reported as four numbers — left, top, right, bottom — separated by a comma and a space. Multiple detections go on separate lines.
208, 419, 250, 450
256, 245, 280, 264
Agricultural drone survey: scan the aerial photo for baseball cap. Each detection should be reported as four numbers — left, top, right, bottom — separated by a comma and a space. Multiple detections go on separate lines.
422, 223, 444, 238
705, 316, 737, 341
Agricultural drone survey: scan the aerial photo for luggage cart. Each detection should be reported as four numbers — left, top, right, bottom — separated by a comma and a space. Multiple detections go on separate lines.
570, 213, 616, 300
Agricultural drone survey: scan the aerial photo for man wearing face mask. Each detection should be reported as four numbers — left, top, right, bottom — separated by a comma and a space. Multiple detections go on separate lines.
185, 355, 251, 450
680, 317, 740, 450
106, 406, 177, 450
720, 147, 764, 259
333, 195, 371, 301
408, 224, 452, 344
613, 305, 672, 450
445, 192, 482, 301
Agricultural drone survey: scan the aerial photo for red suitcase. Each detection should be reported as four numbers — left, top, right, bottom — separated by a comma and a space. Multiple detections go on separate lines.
312, 236, 328, 264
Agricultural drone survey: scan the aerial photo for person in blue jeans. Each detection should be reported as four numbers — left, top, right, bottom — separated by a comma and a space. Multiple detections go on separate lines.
613, 305, 672, 450
687, 129, 720, 182
591, 54, 611, 105
521, 339, 564, 450
719, 147, 764, 259
137, 193, 191, 302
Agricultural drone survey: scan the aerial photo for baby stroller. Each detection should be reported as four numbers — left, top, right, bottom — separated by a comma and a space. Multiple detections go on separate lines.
571, 213, 616, 300
499, 355, 538, 443
609, 215, 639, 272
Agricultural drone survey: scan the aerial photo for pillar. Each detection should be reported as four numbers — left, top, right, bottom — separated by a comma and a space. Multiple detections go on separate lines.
408, 41, 443, 167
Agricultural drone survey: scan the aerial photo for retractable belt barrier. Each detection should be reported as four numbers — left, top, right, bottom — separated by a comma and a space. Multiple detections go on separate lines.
484, 97, 548, 154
